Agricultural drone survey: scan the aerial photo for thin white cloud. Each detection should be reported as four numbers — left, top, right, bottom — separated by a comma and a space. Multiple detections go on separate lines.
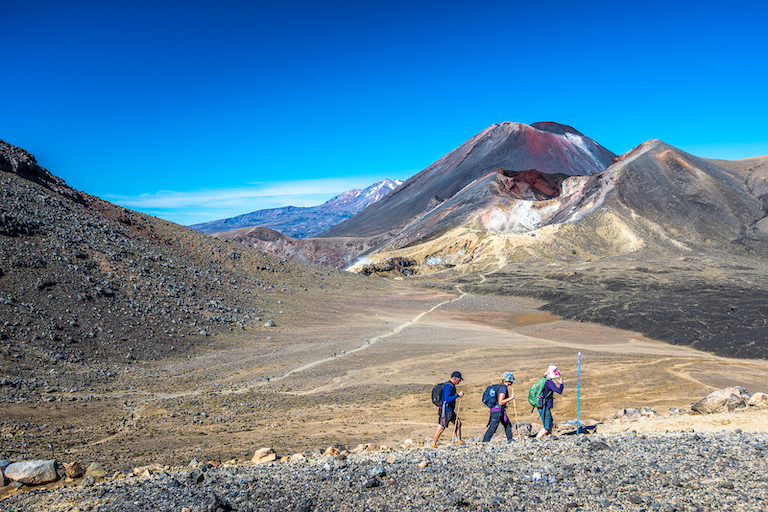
103, 176, 402, 226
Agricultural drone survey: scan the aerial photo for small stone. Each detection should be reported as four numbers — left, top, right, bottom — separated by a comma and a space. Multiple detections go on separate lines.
369, 467, 386, 478
252, 447, 277, 464
182, 468, 204, 485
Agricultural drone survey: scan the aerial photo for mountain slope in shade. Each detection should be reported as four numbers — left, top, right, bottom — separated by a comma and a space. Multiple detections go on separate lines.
190, 178, 402, 238
320, 122, 616, 239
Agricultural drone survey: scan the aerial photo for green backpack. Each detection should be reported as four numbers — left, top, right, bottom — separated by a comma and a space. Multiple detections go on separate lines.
528, 377, 547, 408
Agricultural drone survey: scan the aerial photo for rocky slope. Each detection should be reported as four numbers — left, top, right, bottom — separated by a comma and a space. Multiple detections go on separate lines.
0, 139, 380, 385
189, 179, 402, 238
4, 428, 767, 511
213, 227, 376, 269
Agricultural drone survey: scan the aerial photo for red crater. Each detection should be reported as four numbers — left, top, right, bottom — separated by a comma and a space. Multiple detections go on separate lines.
494, 168, 567, 200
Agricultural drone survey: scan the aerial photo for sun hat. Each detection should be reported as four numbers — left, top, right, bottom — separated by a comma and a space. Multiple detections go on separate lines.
545, 365, 560, 379
503, 372, 515, 383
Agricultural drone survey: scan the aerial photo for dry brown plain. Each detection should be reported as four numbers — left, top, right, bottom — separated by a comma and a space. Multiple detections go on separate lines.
4, 284, 768, 475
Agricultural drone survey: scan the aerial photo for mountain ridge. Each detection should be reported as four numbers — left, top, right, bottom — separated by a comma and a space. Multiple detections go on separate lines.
320, 121, 616, 239
189, 178, 402, 238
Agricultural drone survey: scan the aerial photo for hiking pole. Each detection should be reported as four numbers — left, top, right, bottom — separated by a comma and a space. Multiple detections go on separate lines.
577, 352, 582, 434
453, 396, 462, 442
511, 385, 521, 441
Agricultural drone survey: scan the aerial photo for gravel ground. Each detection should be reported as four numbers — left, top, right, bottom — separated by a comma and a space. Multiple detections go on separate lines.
5, 430, 768, 511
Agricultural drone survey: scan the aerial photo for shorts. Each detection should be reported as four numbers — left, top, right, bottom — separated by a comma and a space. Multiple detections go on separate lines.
438, 409, 457, 428
539, 407, 553, 431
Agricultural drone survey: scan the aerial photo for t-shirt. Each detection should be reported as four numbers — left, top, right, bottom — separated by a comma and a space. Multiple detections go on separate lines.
496, 384, 509, 409
441, 381, 460, 410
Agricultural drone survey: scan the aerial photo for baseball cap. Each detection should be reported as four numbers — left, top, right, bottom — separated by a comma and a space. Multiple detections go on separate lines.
450, 371, 463, 381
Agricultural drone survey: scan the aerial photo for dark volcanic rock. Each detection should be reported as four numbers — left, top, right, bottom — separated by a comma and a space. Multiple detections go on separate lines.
0, 139, 371, 388
6, 431, 768, 511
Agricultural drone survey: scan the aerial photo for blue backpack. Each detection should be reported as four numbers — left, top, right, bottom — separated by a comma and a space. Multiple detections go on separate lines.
482, 384, 501, 408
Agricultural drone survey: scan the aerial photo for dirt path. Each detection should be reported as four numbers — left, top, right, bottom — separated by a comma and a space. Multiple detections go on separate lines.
26, 284, 768, 468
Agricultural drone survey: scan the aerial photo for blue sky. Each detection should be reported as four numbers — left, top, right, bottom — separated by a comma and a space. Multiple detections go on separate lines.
3, 1, 767, 225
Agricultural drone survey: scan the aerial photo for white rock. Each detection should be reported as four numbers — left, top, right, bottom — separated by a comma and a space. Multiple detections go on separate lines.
749, 392, 768, 407
252, 448, 277, 464
4, 460, 58, 485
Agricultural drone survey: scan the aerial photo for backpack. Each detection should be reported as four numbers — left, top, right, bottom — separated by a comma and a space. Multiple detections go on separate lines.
528, 377, 548, 409
482, 384, 501, 408
431, 382, 446, 407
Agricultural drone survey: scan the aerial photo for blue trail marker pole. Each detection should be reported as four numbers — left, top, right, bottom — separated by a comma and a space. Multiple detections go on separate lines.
577, 352, 581, 433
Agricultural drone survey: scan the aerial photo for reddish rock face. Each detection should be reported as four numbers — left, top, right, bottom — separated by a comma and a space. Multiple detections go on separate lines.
495, 169, 566, 200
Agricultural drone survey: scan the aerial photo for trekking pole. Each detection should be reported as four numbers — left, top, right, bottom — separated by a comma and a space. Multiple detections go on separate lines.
511, 385, 521, 441
453, 396, 462, 442
577, 352, 582, 434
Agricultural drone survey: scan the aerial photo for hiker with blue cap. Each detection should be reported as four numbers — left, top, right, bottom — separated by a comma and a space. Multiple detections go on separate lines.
481, 372, 517, 443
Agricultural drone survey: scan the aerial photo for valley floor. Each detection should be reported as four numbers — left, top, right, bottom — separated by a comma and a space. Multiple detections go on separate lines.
2, 282, 768, 497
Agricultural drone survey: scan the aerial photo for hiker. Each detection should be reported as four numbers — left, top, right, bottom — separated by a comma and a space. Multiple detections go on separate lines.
432, 371, 464, 447
482, 372, 516, 443
536, 365, 564, 438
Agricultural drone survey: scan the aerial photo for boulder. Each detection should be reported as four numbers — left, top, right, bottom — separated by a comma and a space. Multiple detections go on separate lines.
748, 392, 768, 407
65, 462, 85, 478
4, 460, 59, 485
691, 387, 749, 414
252, 448, 277, 464
85, 462, 107, 478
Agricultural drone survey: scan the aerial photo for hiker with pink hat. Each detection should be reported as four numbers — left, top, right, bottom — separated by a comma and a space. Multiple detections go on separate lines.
536, 365, 564, 438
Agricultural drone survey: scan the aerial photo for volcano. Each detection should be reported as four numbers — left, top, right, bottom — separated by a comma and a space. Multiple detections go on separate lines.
319, 122, 616, 239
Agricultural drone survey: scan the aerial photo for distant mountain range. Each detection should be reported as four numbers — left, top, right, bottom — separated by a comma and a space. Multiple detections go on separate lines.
189, 178, 402, 238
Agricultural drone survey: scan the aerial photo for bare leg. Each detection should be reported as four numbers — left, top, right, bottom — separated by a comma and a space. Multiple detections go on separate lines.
432, 425, 444, 447
455, 419, 463, 443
